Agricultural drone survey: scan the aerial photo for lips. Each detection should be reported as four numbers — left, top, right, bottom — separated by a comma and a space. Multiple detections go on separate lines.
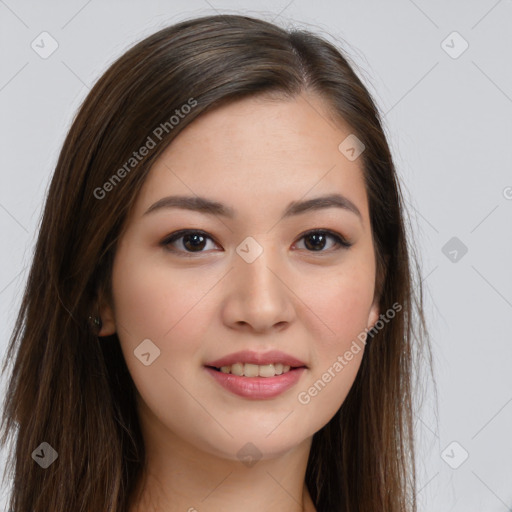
204, 349, 307, 369
204, 366, 307, 399
204, 350, 307, 399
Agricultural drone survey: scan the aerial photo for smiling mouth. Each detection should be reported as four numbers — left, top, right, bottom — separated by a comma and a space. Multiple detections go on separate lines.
206, 362, 305, 378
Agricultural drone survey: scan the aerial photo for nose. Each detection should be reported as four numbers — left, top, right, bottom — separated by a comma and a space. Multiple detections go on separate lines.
221, 240, 296, 333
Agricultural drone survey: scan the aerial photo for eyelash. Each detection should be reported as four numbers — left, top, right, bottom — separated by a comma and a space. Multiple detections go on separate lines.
160, 229, 353, 256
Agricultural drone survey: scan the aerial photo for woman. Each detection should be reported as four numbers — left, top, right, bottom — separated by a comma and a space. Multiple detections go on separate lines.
0, 13, 434, 512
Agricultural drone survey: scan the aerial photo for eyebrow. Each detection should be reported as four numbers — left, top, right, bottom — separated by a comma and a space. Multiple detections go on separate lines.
143, 193, 362, 222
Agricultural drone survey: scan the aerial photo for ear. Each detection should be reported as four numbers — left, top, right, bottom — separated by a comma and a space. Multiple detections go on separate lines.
367, 297, 380, 331
97, 284, 117, 337
367, 252, 388, 329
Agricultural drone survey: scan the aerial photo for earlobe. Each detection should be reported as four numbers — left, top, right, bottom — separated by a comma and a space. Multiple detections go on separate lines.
367, 299, 380, 331
98, 301, 116, 336
96, 285, 117, 336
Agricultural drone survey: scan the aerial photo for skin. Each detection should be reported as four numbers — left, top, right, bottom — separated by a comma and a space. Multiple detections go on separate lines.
99, 91, 380, 512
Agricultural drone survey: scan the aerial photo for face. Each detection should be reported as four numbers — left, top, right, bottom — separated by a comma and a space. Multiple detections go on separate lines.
100, 91, 380, 463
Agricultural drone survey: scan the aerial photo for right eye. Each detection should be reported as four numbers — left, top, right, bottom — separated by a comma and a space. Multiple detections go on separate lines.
160, 229, 220, 255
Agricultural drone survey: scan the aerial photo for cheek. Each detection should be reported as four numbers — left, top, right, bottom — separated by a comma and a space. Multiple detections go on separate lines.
293, 260, 375, 425
112, 245, 206, 339
110, 247, 219, 410
110, 246, 223, 375
302, 255, 376, 352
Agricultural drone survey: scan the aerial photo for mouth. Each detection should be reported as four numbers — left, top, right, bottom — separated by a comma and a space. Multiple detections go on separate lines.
203, 350, 308, 399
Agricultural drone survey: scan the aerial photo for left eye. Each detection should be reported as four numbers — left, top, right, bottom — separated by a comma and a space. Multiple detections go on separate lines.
294, 230, 352, 251
161, 229, 352, 255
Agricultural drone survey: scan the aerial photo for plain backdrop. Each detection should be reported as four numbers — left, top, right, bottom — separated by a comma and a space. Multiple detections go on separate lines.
1, 1, 511, 511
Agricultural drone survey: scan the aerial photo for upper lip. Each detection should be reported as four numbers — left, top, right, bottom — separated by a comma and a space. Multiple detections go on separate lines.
205, 350, 307, 368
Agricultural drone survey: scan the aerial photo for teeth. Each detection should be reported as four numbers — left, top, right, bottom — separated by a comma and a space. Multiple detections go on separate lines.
231, 363, 244, 376
218, 362, 293, 377
258, 364, 276, 377
244, 363, 259, 377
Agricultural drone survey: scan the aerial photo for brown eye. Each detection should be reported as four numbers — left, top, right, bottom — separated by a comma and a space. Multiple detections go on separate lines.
181, 233, 208, 251
294, 230, 352, 252
161, 230, 218, 254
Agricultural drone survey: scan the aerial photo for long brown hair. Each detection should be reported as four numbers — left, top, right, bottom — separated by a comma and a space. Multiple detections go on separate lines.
0, 14, 435, 512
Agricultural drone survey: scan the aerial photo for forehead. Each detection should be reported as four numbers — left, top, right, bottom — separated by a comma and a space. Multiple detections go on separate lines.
131, 92, 369, 225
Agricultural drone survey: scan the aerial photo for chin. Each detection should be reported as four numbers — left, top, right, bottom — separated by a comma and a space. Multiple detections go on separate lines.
196, 425, 311, 463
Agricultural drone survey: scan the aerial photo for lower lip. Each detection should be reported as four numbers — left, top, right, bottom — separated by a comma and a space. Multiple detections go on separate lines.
204, 366, 306, 399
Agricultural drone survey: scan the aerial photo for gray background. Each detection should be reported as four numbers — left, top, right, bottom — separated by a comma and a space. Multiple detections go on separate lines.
1, 1, 511, 511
